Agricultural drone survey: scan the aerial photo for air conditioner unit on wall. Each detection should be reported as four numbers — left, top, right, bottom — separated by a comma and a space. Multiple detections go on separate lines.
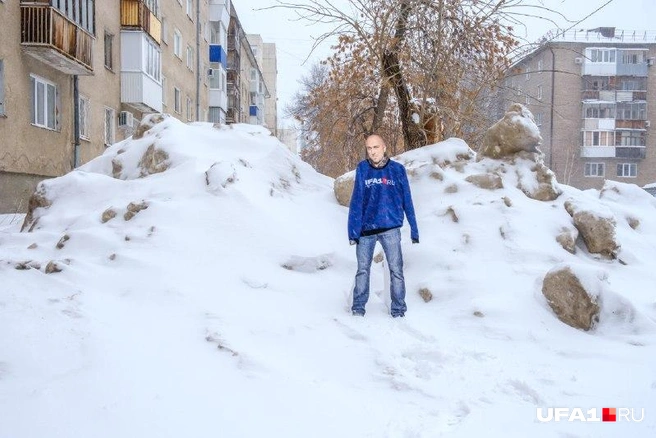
574, 57, 583, 64
118, 111, 134, 128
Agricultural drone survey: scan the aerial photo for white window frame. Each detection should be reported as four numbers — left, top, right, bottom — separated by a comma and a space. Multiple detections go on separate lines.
104, 107, 116, 146
186, 0, 193, 18
525, 66, 530, 81
174, 87, 181, 113
617, 163, 637, 178
583, 131, 615, 147
537, 85, 543, 101
537, 59, 543, 73
186, 45, 194, 71
104, 32, 114, 70
79, 95, 90, 140
30, 74, 59, 130
161, 16, 168, 45
173, 29, 182, 59
162, 75, 167, 107
589, 48, 616, 63
145, 38, 161, 81
186, 96, 192, 121
584, 162, 605, 177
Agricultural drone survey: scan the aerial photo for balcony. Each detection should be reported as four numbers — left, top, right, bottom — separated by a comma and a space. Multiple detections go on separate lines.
20, 4, 93, 75
616, 120, 648, 130
581, 146, 646, 159
209, 44, 227, 67
120, 0, 161, 45
120, 31, 162, 112
209, 89, 226, 108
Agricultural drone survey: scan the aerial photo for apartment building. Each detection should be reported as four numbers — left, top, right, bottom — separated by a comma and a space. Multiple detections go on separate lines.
248, 34, 277, 135
158, 0, 209, 123
500, 28, 656, 190
0, 0, 276, 213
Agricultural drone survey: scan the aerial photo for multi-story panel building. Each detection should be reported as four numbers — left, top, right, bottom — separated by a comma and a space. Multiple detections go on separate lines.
501, 28, 656, 190
158, 0, 209, 123
0, 0, 122, 213
247, 34, 277, 135
0, 0, 276, 213
207, 0, 230, 124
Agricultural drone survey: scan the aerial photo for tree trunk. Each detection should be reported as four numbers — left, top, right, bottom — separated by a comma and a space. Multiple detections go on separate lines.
382, 0, 426, 151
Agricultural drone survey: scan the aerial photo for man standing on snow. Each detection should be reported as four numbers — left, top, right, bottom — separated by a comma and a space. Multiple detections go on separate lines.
348, 134, 419, 318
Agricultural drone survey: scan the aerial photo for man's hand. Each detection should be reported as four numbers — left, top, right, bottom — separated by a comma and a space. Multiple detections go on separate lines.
411, 238, 419, 244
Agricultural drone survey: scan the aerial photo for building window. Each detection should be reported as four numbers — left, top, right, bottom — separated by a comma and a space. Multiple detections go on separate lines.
186, 45, 194, 70
144, 0, 159, 17
79, 95, 90, 140
162, 75, 167, 107
589, 48, 616, 63
621, 52, 643, 65
616, 102, 646, 121
619, 131, 645, 146
186, 96, 192, 121
52, 0, 94, 34
584, 163, 605, 177
525, 95, 530, 105
537, 59, 543, 73
535, 112, 542, 126
525, 66, 530, 81
104, 107, 115, 145
161, 16, 168, 44
537, 85, 543, 101
186, 0, 193, 17
30, 74, 59, 130
0, 60, 5, 116
209, 68, 221, 89
145, 38, 161, 81
174, 87, 181, 113
174, 29, 182, 58
583, 103, 615, 119
104, 32, 114, 70
208, 107, 222, 123
583, 131, 615, 147
617, 163, 637, 177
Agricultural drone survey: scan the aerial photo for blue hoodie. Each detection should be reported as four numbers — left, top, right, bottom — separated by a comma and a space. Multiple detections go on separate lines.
348, 159, 419, 242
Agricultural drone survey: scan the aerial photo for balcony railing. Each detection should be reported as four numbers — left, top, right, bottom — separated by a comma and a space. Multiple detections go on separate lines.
120, 0, 161, 44
21, 4, 93, 75
581, 145, 646, 159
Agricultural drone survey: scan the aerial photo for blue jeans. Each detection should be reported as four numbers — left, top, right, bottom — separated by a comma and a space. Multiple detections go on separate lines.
352, 228, 407, 316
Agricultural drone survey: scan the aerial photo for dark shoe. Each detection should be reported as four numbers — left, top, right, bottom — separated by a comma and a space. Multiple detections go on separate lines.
392, 313, 405, 318
352, 311, 365, 317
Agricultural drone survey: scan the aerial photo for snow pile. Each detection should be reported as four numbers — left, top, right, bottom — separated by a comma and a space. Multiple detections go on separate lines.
1, 114, 655, 437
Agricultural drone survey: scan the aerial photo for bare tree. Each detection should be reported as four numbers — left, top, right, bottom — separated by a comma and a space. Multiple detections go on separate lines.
274, 0, 570, 175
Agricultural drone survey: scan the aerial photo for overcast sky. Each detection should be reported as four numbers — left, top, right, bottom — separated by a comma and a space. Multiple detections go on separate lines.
235, 0, 656, 128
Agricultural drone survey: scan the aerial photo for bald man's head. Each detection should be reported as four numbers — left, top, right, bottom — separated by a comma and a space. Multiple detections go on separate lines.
365, 134, 387, 164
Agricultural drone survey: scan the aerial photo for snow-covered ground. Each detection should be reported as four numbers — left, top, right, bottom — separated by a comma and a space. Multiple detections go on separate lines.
1, 115, 655, 437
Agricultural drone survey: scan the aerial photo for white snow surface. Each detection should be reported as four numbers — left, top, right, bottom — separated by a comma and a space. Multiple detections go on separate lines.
1, 115, 655, 437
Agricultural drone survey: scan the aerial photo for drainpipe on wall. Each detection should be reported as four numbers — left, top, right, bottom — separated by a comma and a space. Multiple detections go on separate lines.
196, 0, 201, 121
73, 75, 80, 168
549, 46, 556, 170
